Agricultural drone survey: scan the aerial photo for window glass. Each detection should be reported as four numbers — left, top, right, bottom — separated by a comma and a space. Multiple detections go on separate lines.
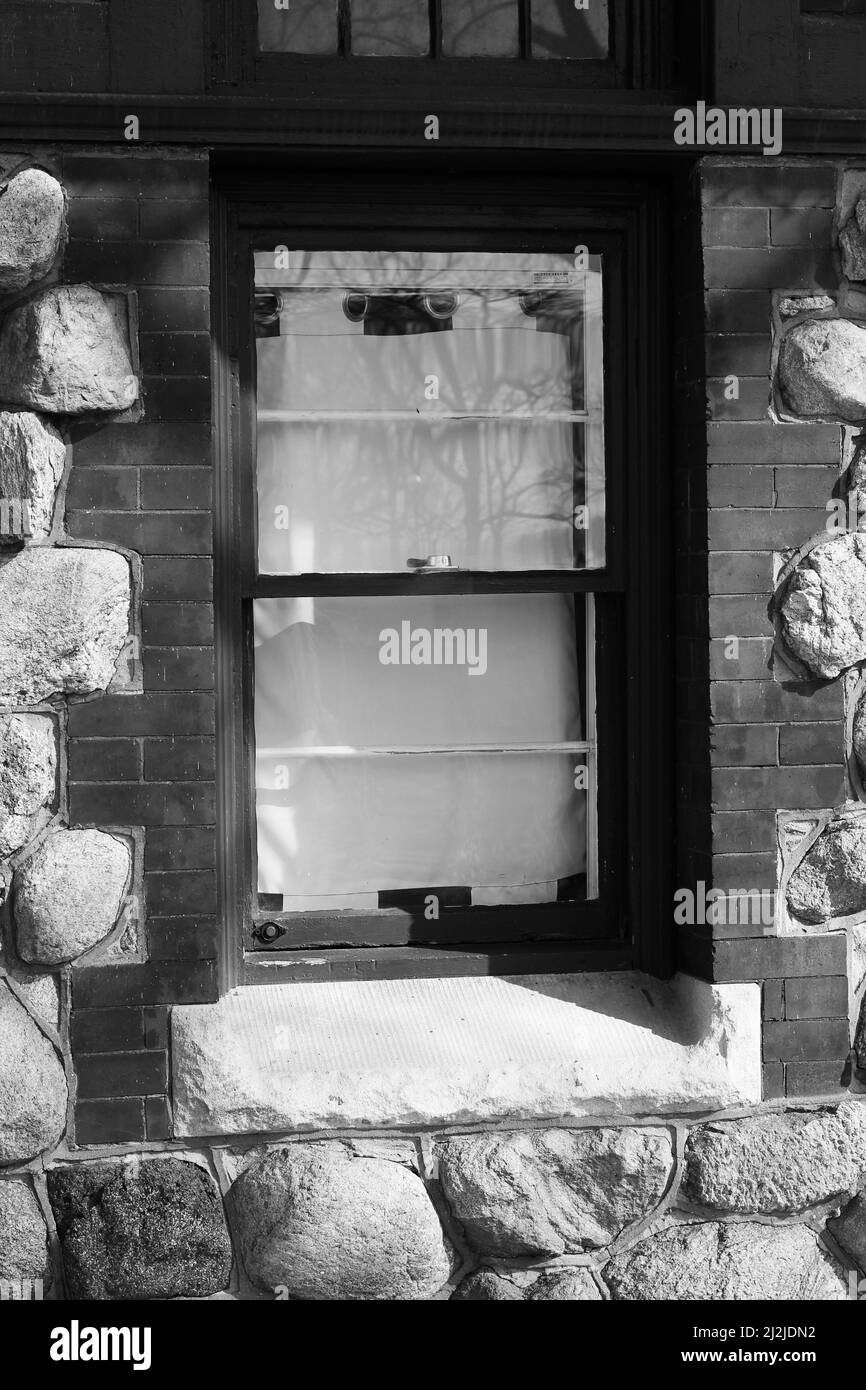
257, 0, 338, 53
531, 0, 609, 58
440, 0, 520, 56
351, 0, 429, 55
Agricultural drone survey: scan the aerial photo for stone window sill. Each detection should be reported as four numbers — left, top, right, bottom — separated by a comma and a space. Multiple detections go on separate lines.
171, 971, 762, 1137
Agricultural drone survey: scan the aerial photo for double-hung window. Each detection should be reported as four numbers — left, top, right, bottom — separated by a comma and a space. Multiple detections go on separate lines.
216, 168, 671, 984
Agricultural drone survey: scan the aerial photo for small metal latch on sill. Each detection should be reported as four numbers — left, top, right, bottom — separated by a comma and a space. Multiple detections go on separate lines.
407, 555, 456, 571
253, 920, 287, 944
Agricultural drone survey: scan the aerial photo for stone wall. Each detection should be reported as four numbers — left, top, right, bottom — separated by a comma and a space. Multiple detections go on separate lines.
3, 1107, 866, 1300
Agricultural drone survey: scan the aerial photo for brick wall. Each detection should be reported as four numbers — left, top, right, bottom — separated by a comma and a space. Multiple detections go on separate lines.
42, 148, 218, 1145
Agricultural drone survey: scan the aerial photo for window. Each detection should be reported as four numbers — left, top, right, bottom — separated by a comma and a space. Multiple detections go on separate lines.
214, 163, 672, 985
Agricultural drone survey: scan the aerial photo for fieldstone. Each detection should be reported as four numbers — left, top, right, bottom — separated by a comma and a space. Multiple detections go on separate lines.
0, 285, 138, 415
777, 532, 866, 679
605, 1221, 847, 1301
778, 294, 835, 319
0, 713, 56, 858
778, 319, 866, 422
5, 968, 60, 1031
684, 1106, 866, 1214
840, 197, 866, 282
0, 979, 67, 1164
827, 1192, 866, 1266
0, 1179, 51, 1285
787, 817, 866, 924
47, 1160, 232, 1301
450, 1267, 601, 1300
0, 168, 65, 295
529, 1268, 602, 1301
0, 411, 66, 543
14, 829, 131, 966
0, 547, 130, 703
230, 1141, 452, 1300
436, 1128, 673, 1257
451, 1270, 526, 1300
853, 695, 866, 787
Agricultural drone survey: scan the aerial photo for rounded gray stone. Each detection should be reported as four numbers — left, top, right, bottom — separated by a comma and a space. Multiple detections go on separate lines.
605, 1221, 847, 1301
0, 168, 65, 295
0, 284, 138, 415
778, 532, 866, 680
231, 1141, 453, 1300
48, 1159, 232, 1301
0, 713, 56, 859
0, 546, 130, 702
436, 1127, 674, 1257
451, 1266, 602, 1300
14, 828, 131, 965
779, 319, 866, 423
0, 980, 67, 1165
787, 818, 866, 924
827, 1191, 866, 1267
0, 410, 66, 544
684, 1105, 866, 1214
840, 199, 866, 282
0, 1179, 51, 1285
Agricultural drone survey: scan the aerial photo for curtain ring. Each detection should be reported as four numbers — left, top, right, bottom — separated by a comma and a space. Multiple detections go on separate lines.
519, 291, 546, 318
423, 292, 459, 320
254, 291, 283, 326
342, 291, 369, 323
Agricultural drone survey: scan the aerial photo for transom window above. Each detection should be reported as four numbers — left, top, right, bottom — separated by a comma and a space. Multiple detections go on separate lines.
256, 0, 610, 59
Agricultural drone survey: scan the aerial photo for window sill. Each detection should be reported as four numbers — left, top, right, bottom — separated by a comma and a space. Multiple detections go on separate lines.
171, 971, 761, 1137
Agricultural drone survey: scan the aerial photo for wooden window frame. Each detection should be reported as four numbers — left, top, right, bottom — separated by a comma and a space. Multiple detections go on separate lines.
213, 154, 673, 989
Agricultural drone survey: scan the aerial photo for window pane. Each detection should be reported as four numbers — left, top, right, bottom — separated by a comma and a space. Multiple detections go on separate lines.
257, 0, 338, 54
254, 250, 605, 571
441, 0, 520, 56
351, 0, 430, 55
253, 593, 593, 902
530, 0, 609, 58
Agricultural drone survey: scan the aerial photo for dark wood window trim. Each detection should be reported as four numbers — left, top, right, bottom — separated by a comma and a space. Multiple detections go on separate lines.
212, 154, 673, 990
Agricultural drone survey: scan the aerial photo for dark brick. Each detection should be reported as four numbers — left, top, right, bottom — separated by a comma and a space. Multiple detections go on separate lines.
144, 736, 215, 780
779, 723, 845, 765
147, 916, 220, 960
770, 208, 834, 247
62, 155, 209, 200
71, 1008, 145, 1053
710, 853, 776, 888
139, 199, 209, 241
66, 510, 212, 555
75, 1098, 144, 1146
75, 1051, 168, 1100
708, 551, 775, 595
706, 377, 771, 421
701, 164, 836, 209
708, 507, 828, 549
764, 1019, 850, 1062
703, 208, 769, 247
69, 692, 214, 737
711, 809, 777, 853
784, 975, 849, 1020
142, 602, 213, 645
785, 1060, 851, 1096
143, 647, 214, 692
64, 240, 208, 288
65, 467, 138, 511
73, 960, 219, 1008
67, 197, 139, 241
774, 465, 839, 508
705, 291, 772, 333
705, 335, 771, 377
710, 680, 843, 724
704, 247, 834, 291
711, 765, 845, 810
145, 1096, 172, 1142
145, 828, 216, 871
708, 638, 773, 679
139, 335, 211, 377
69, 781, 215, 827
68, 738, 142, 783
707, 423, 841, 464
714, 932, 847, 982
763, 980, 785, 1022
710, 724, 778, 766
145, 870, 217, 915
140, 467, 212, 509
137, 287, 210, 333
143, 1007, 169, 1050
71, 423, 209, 470
707, 466, 774, 508
141, 556, 213, 600
141, 376, 211, 423
762, 1061, 785, 1099
709, 595, 774, 638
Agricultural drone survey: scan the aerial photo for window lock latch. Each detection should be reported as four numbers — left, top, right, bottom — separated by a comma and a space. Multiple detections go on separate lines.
407, 555, 456, 570
253, 920, 287, 944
